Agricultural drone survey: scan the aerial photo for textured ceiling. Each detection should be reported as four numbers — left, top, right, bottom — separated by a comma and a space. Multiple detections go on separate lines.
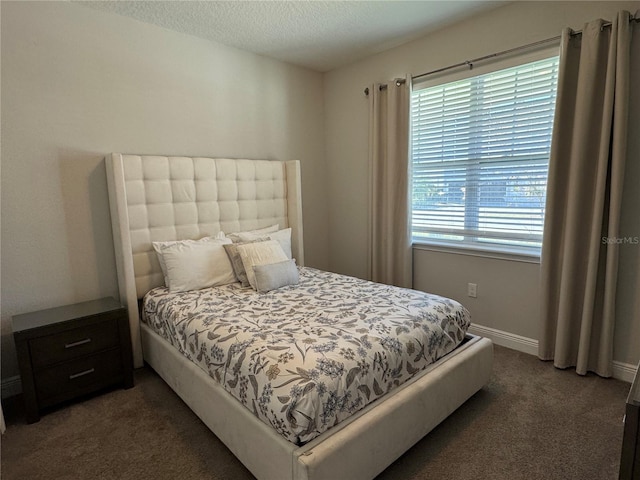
78, 1, 504, 72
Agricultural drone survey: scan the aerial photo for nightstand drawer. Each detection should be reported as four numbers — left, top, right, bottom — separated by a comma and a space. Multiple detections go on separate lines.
34, 348, 124, 408
30, 319, 120, 369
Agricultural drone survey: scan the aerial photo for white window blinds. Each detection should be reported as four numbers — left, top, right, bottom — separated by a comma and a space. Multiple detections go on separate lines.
411, 56, 559, 255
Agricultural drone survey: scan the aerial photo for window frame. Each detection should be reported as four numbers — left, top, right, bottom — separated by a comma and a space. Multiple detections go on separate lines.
410, 46, 560, 259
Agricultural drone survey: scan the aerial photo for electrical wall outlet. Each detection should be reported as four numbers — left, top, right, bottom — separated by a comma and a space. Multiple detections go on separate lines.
467, 283, 477, 298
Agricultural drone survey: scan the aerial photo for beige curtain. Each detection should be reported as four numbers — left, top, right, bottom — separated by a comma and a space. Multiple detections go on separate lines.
368, 79, 412, 288
539, 11, 633, 377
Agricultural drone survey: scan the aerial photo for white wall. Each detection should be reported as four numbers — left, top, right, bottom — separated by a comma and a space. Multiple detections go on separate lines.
324, 1, 640, 366
413, 250, 542, 340
0, 1, 328, 380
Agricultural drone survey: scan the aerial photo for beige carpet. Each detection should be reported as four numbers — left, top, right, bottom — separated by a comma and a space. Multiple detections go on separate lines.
0, 345, 630, 480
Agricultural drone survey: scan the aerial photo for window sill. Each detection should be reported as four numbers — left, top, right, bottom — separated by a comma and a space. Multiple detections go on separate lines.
412, 242, 541, 264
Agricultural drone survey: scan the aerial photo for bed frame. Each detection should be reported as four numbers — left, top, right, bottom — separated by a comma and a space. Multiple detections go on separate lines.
106, 153, 493, 480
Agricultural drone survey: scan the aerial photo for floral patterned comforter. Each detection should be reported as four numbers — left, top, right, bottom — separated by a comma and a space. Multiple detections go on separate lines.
142, 267, 470, 445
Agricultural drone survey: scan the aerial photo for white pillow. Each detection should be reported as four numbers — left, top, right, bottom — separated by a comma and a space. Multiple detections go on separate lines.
236, 240, 289, 290
159, 238, 236, 293
226, 224, 279, 243
152, 233, 226, 286
236, 228, 292, 259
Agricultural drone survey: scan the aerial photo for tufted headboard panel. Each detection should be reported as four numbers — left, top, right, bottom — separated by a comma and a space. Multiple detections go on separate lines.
106, 154, 304, 366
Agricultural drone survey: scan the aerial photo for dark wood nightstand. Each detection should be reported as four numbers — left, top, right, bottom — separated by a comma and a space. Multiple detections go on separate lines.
12, 297, 134, 423
620, 361, 640, 479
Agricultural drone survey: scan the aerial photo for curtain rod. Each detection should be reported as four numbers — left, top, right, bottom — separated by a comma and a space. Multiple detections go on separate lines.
411, 35, 561, 83
364, 79, 406, 96
364, 15, 637, 96
364, 34, 559, 96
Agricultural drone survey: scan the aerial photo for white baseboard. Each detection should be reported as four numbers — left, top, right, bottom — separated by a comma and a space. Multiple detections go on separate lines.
612, 361, 638, 384
469, 323, 538, 356
1, 376, 22, 399
469, 323, 637, 383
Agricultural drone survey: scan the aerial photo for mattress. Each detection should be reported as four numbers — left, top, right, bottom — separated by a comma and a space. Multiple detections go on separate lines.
142, 267, 470, 445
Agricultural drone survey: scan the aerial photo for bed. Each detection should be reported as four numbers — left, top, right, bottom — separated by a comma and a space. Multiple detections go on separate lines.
106, 153, 493, 480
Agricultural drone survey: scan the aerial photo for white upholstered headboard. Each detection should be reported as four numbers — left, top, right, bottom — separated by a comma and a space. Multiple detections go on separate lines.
106, 154, 304, 366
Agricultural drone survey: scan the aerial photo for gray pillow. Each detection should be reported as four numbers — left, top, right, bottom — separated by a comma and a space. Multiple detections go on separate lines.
223, 240, 264, 287
253, 259, 299, 293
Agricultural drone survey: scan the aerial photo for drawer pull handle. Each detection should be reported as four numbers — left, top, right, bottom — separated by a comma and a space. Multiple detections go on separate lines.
69, 368, 95, 380
65, 338, 91, 349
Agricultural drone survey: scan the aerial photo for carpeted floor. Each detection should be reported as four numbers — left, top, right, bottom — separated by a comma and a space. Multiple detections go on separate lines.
0, 345, 631, 480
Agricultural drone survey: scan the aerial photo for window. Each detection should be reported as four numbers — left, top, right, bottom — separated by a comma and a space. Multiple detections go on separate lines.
411, 55, 559, 255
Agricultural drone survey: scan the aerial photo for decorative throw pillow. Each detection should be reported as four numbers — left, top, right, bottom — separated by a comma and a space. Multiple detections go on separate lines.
236, 228, 292, 259
236, 240, 289, 290
158, 238, 236, 293
223, 240, 265, 287
253, 259, 299, 293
